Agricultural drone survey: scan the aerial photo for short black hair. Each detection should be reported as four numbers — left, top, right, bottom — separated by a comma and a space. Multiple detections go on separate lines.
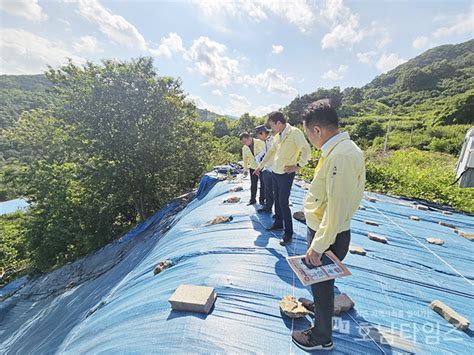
302, 99, 339, 129
239, 132, 251, 140
268, 111, 286, 124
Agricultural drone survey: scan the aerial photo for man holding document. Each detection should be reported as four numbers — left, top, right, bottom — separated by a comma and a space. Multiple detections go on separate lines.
291, 100, 366, 351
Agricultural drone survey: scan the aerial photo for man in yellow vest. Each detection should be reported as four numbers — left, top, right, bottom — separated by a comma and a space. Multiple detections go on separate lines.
240, 132, 265, 205
291, 100, 365, 352
254, 112, 311, 245
254, 125, 274, 214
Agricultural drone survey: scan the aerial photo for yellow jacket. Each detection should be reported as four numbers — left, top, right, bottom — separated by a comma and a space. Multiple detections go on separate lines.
242, 138, 265, 170
303, 132, 365, 254
257, 124, 311, 174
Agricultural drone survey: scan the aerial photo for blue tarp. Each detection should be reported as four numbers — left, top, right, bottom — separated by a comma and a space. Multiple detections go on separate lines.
1, 175, 473, 354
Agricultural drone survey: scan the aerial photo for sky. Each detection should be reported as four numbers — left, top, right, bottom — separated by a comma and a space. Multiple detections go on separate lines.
0, 0, 473, 117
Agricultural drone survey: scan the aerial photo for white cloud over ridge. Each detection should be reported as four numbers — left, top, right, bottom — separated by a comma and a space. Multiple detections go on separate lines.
0, 28, 84, 74
0, 0, 48, 22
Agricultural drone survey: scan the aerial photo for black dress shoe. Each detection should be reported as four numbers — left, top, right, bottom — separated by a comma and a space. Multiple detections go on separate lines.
266, 223, 283, 231
246, 200, 257, 206
279, 234, 292, 246
259, 200, 265, 205
257, 207, 272, 214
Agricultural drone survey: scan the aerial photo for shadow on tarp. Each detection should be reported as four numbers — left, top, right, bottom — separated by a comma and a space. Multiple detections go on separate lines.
0, 200, 186, 354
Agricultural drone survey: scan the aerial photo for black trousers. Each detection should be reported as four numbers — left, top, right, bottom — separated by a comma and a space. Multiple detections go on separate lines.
249, 168, 265, 203
272, 172, 295, 235
261, 170, 274, 210
307, 227, 351, 344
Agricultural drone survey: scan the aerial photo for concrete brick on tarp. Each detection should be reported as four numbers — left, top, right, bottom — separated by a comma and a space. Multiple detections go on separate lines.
429, 300, 470, 330
169, 285, 217, 314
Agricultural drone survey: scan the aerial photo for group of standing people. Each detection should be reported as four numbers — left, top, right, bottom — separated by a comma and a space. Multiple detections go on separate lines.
239, 100, 366, 352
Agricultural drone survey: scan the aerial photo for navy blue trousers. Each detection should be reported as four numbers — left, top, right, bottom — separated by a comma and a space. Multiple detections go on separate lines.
272, 172, 295, 235
261, 170, 274, 210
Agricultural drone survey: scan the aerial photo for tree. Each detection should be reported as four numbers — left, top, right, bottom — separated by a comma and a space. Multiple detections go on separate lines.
235, 113, 258, 135
285, 87, 343, 125
213, 117, 231, 138
342, 87, 364, 105
6, 57, 214, 271
434, 89, 474, 125
397, 67, 437, 92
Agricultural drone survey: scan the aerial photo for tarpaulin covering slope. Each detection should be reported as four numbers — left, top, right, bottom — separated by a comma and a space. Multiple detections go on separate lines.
1, 174, 473, 354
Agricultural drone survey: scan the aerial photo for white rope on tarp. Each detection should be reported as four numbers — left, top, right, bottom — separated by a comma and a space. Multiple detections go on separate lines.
368, 203, 474, 287
288, 226, 299, 354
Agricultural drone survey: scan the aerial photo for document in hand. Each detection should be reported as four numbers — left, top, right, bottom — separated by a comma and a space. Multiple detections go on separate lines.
286, 251, 351, 286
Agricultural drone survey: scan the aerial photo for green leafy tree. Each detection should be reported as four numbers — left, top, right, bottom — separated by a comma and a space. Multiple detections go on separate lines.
434, 89, 474, 125
235, 113, 258, 134
213, 117, 231, 137
6, 57, 214, 271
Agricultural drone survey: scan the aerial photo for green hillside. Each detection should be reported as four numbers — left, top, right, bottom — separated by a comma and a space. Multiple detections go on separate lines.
283, 39, 473, 155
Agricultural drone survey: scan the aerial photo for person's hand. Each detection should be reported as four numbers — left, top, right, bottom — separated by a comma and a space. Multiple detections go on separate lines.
305, 248, 322, 266
254, 168, 261, 176
284, 165, 299, 173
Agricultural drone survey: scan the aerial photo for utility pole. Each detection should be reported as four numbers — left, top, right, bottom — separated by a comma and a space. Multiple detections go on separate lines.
384, 105, 393, 152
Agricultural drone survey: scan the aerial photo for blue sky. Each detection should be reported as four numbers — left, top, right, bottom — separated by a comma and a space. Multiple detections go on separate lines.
1, 0, 473, 116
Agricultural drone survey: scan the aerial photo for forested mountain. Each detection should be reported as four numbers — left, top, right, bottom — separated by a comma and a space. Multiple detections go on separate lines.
283, 39, 473, 154
196, 108, 237, 122
0, 75, 53, 129
0, 74, 233, 128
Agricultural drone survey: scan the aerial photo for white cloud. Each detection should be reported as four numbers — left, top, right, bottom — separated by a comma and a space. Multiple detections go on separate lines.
185, 36, 240, 87
412, 36, 429, 49
321, 16, 363, 49
187, 92, 282, 117
229, 93, 251, 114
250, 103, 281, 116
186, 94, 224, 115
0, 0, 48, 22
433, 5, 474, 38
433, 14, 447, 23
272, 44, 284, 54
322, 64, 348, 80
149, 32, 184, 58
59, 19, 71, 26
74, 35, 102, 54
265, 0, 315, 33
0, 28, 84, 75
228, 95, 283, 116
241, 68, 297, 97
58, 18, 72, 32
372, 24, 391, 48
320, 0, 391, 50
75, 0, 147, 50
320, 0, 363, 49
376, 53, 407, 73
194, 0, 315, 33
184, 36, 296, 97
212, 89, 222, 96
196, 0, 266, 21
357, 51, 377, 65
